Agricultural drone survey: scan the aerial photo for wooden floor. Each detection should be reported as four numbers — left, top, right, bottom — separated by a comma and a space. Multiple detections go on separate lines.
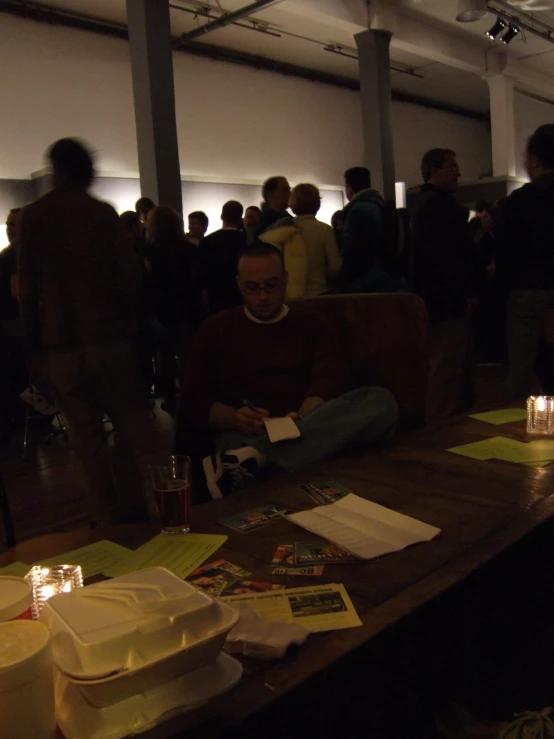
0, 403, 175, 550
0, 364, 506, 551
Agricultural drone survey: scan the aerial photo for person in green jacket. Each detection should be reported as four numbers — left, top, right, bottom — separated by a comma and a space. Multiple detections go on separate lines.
338, 166, 397, 293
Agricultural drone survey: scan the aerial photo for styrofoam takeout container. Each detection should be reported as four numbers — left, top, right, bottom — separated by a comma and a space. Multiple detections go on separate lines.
40, 567, 239, 692
55, 651, 243, 739
65, 620, 239, 708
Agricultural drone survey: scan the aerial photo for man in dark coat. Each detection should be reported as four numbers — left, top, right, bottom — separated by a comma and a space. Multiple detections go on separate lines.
411, 148, 478, 420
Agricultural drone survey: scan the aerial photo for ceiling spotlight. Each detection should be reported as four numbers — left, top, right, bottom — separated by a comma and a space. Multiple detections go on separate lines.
501, 23, 520, 44
486, 17, 506, 39
456, 0, 488, 22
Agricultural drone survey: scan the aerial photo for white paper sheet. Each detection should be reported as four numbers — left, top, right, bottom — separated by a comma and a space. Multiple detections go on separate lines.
286, 494, 441, 560
263, 417, 301, 443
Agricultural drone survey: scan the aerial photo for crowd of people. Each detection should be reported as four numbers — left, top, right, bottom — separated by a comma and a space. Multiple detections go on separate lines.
0, 123, 553, 523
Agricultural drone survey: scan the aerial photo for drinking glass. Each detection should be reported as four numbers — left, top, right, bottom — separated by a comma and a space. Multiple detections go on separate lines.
149, 455, 191, 534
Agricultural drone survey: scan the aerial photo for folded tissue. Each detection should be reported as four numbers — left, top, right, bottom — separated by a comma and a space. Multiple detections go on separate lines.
224, 605, 309, 660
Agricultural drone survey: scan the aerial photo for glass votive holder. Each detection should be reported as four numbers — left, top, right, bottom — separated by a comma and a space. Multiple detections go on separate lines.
527, 396, 554, 435
25, 564, 83, 619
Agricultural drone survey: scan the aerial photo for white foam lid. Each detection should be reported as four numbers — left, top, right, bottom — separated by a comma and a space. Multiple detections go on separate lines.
41, 567, 238, 680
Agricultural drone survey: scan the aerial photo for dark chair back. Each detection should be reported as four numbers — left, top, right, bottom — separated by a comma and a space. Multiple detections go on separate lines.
290, 293, 428, 428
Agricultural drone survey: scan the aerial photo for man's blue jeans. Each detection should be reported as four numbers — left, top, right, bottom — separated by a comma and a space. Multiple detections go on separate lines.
215, 387, 399, 473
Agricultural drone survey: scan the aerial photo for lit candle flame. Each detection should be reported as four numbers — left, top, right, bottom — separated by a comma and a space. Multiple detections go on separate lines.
537, 397, 546, 412
40, 584, 56, 600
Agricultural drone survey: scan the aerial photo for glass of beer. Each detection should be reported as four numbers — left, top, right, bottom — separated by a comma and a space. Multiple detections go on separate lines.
149, 455, 191, 534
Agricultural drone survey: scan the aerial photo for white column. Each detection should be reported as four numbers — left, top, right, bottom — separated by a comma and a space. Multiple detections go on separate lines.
487, 73, 517, 178
126, 0, 183, 213
354, 29, 396, 201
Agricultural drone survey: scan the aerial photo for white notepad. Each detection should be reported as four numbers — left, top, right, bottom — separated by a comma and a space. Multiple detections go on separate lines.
263, 417, 302, 443
286, 494, 441, 560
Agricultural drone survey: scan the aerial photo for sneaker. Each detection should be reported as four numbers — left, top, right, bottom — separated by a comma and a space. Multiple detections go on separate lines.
51, 415, 65, 431
498, 707, 554, 738
202, 453, 256, 499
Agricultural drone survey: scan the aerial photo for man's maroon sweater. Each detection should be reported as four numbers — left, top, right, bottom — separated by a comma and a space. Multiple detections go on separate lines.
180, 305, 346, 427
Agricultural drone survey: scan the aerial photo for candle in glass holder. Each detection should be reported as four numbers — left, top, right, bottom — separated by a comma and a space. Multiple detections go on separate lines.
527, 396, 554, 435
25, 565, 83, 619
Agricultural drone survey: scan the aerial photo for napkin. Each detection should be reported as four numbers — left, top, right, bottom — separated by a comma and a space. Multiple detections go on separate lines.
224, 605, 309, 660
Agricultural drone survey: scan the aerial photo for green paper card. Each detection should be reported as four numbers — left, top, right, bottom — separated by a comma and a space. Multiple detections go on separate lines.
447, 437, 509, 460
0, 562, 31, 578
448, 436, 554, 464
103, 534, 228, 580
469, 409, 527, 425
38, 540, 131, 580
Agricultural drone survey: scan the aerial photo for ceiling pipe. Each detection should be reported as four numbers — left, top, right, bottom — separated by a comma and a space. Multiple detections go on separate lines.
177, 0, 283, 44
0, 0, 490, 121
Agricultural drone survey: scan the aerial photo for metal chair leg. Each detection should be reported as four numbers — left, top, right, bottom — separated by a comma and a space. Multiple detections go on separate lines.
21, 398, 31, 460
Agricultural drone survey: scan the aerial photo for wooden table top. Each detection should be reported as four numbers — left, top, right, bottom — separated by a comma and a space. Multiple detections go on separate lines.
3, 411, 552, 738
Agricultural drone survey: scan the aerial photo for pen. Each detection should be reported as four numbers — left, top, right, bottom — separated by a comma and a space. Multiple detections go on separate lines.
242, 399, 258, 412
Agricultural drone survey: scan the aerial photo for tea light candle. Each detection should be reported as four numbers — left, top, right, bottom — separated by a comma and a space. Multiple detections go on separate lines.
25, 565, 83, 619
527, 396, 554, 435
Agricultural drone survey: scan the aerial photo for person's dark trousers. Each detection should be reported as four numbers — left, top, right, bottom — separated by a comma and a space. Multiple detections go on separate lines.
134, 314, 174, 396
535, 307, 554, 394
48, 341, 154, 525
0, 321, 28, 443
427, 317, 471, 421
215, 387, 399, 472
506, 288, 554, 398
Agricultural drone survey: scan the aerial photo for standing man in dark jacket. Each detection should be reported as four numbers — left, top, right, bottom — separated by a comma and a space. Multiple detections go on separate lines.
260, 176, 291, 233
411, 148, 477, 420
196, 200, 246, 315
338, 167, 392, 293
0, 208, 25, 446
497, 124, 554, 398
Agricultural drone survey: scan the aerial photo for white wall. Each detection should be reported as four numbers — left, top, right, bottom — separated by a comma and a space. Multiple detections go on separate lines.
0, 11, 493, 235
514, 92, 554, 180
392, 100, 492, 185
0, 14, 361, 188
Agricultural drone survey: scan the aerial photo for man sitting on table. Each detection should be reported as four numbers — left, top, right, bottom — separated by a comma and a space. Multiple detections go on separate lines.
179, 242, 399, 498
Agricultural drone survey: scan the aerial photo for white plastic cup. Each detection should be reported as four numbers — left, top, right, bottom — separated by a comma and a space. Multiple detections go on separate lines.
0, 620, 56, 739
0, 576, 33, 622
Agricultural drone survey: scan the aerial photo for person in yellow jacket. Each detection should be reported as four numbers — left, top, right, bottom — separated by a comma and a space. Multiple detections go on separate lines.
259, 218, 308, 297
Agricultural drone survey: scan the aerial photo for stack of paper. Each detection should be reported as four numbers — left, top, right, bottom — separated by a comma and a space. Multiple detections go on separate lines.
285, 494, 440, 560
103, 534, 227, 579
448, 436, 554, 467
39, 540, 131, 579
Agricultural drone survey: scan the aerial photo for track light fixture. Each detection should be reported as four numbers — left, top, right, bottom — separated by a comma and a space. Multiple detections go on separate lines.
486, 17, 506, 39
501, 23, 520, 44
456, 0, 487, 22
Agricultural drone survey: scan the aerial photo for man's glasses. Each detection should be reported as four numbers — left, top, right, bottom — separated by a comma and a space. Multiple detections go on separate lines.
240, 278, 282, 295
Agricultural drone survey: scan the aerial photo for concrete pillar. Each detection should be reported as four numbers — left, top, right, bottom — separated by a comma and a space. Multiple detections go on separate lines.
126, 0, 182, 213
487, 73, 517, 178
354, 29, 396, 201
